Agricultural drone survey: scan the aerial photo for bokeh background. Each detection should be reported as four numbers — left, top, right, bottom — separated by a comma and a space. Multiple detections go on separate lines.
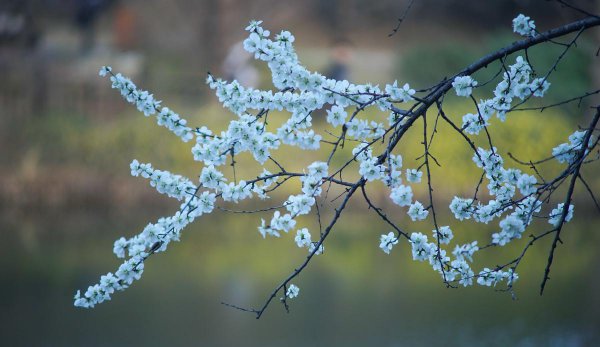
1, 0, 600, 346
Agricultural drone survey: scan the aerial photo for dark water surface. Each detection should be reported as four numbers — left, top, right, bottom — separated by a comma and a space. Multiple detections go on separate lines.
2, 208, 599, 347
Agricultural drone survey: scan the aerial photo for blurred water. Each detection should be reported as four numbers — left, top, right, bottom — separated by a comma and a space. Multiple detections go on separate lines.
2, 208, 599, 347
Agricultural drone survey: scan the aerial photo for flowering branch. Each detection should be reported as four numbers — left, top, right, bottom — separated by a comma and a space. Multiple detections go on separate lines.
540, 107, 600, 295
74, 10, 600, 318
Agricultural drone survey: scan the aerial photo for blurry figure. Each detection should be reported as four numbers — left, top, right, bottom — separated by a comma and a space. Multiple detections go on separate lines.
0, 0, 39, 48
222, 41, 259, 88
75, 0, 108, 53
324, 38, 353, 81
113, 3, 136, 51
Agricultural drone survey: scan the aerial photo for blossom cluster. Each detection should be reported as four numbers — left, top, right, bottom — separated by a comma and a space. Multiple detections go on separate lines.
375, 14, 582, 288
75, 188, 217, 308
130, 160, 195, 201
448, 147, 545, 248
258, 161, 327, 256
512, 14, 536, 37
452, 75, 477, 97
552, 130, 596, 164
99, 66, 194, 142
454, 55, 550, 135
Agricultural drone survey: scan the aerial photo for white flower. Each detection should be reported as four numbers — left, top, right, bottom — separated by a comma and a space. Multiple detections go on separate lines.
113, 237, 128, 258
494, 80, 512, 99
408, 201, 429, 221
499, 215, 525, 240
530, 78, 550, 97
99, 66, 112, 77
450, 197, 474, 221
389, 154, 403, 170
509, 56, 532, 83
271, 211, 296, 232
243, 32, 263, 54
512, 14, 536, 37
405, 169, 422, 183
383, 169, 402, 188
462, 113, 487, 135
308, 242, 324, 255
492, 231, 510, 246
379, 232, 398, 254
359, 158, 384, 182
390, 185, 413, 207
286, 284, 300, 299
99, 272, 119, 294
295, 228, 312, 248
285, 194, 315, 215
452, 259, 474, 287
326, 105, 347, 127
548, 203, 574, 227
476, 268, 511, 287
259, 218, 280, 238
453, 241, 479, 262
352, 143, 372, 162
345, 118, 371, 140
73, 290, 90, 308
130, 159, 141, 176
307, 161, 328, 178
517, 174, 537, 196
433, 226, 453, 245
276, 30, 295, 44
552, 130, 594, 164
200, 165, 225, 190
452, 75, 477, 97
410, 232, 431, 261
301, 175, 323, 196
385, 81, 415, 102
513, 83, 531, 100
477, 99, 495, 120
222, 181, 252, 203
552, 143, 575, 164
136, 163, 196, 201
428, 245, 449, 272
245, 20, 263, 32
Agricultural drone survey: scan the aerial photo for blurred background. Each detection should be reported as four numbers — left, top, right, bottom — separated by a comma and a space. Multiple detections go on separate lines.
1, 0, 600, 346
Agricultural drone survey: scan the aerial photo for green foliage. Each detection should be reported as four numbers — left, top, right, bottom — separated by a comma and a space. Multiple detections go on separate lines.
21, 99, 581, 198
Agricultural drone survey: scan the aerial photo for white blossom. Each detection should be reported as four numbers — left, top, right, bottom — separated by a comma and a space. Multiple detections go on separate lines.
410, 232, 432, 261
548, 203, 574, 227
390, 185, 413, 207
326, 105, 347, 127
379, 232, 398, 254
453, 241, 479, 263
113, 237, 128, 259
433, 226, 453, 245
308, 242, 324, 255
512, 14, 536, 37
295, 228, 312, 248
408, 201, 429, 221
517, 174, 537, 196
452, 75, 478, 97
285, 194, 315, 215
359, 158, 385, 182
385, 81, 415, 102
271, 211, 296, 232
286, 284, 300, 299
552, 130, 595, 164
